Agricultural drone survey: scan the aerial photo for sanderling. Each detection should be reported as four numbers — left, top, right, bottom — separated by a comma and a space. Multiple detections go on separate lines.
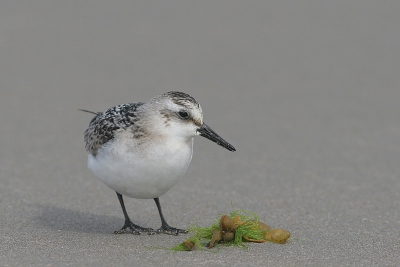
81, 91, 235, 235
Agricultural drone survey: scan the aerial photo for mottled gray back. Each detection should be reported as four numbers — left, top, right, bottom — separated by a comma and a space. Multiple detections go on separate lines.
84, 102, 144, 156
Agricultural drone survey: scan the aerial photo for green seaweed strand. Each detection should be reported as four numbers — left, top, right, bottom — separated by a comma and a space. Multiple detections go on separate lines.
168, 209, 269, 251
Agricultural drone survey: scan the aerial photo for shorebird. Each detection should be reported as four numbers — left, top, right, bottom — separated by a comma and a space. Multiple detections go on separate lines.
81, 91, 235, 235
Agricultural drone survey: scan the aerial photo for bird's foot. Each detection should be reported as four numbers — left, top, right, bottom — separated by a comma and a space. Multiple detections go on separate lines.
114, 220, 154, 235
156, 224, 188, 236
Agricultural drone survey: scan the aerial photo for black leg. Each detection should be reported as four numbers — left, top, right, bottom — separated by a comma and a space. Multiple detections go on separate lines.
114, 192, 154, 235
154, 197, 188, 235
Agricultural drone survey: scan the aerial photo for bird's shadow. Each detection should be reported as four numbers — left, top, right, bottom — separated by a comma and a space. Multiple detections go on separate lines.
33, 205, 122, 234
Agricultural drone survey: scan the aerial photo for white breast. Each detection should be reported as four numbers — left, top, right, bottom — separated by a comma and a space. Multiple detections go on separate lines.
88, 136, 194, 199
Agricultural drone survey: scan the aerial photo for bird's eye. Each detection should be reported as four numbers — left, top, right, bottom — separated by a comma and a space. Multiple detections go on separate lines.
178, 110, 189, 119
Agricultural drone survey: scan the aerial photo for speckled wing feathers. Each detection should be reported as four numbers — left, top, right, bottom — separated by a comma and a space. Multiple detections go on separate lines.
84, 102, 144, 156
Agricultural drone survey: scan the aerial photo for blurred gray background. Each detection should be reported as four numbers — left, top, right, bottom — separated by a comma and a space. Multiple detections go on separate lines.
1, 1, 399, 266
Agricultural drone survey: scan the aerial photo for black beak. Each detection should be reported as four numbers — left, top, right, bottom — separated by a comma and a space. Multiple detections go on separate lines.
197, 123, 236, 152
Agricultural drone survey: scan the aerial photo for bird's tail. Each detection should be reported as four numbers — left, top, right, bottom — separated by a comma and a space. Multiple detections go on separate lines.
78, 109, 101, 115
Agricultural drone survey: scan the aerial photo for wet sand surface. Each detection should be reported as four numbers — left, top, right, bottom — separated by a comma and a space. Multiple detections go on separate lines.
1, 1, 399, 266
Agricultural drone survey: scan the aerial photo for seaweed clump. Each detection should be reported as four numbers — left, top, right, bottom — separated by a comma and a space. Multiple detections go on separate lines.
170, 210, 290, 251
